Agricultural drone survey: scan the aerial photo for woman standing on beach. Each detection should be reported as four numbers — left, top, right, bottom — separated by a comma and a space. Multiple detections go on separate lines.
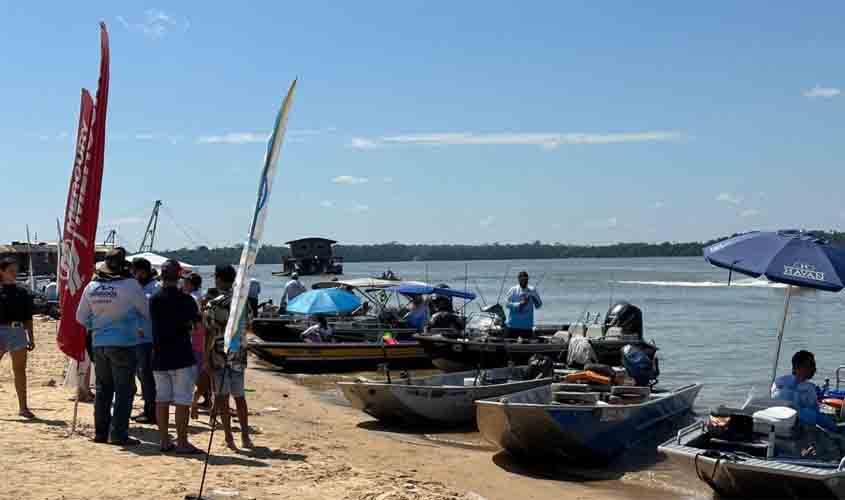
0, 257, 36, 418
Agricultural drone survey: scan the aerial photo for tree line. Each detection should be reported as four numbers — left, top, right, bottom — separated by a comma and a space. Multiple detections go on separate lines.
161, 230, 845, 266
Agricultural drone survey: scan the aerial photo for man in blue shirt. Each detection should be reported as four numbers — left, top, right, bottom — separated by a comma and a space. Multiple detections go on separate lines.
504, 271, 542, 339
132, 257, 160, 424
771, 350, 836, 431
76, 249, 148, 446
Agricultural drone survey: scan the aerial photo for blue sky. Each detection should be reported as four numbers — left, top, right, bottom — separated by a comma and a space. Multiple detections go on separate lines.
1, 2, 843, 250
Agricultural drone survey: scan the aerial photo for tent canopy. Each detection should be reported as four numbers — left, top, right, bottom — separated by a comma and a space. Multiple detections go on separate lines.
126, 252, 194, 271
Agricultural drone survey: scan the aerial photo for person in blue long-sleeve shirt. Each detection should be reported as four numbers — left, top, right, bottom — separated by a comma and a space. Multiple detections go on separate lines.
504, 271, 542, 339
771, 350, 837, 431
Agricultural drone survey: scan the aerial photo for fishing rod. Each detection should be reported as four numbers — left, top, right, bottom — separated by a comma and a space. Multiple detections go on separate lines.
495, 265, 510, 305
472, 279, 488, 307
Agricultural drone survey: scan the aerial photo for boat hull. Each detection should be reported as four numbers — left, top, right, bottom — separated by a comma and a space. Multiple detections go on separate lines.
477, 383, 702, 463
338, 366, 553, 426
660, 425, 845, 499
252, 317, 419, 343
248, 339, 431, 371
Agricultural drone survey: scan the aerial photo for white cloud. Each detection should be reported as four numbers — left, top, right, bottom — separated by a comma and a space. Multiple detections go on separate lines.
654, 201, 666, 209
135, 133, 156, 140
319, 200, 334, 208
332, 175, 369, 185
480, 216, 496, 228
197, 132, 268, 145
585, 217, 619, 229
803, 86, 841, 99
117, 10, 188, 39
350, 203, 370, 212
350, 131, 682, 150
382, 176, 394, 184
716, 192, 743, 205
740, 209, 761, 217
348, 137, 381, 150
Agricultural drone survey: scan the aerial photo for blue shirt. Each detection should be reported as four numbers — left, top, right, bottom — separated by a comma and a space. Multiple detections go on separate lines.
404, 302, 428, 330
136, 280, 161, 344
505, 285, 542, 330
771, 374, 835, 430
76, 278, 149, 348
248, 279, 261, 299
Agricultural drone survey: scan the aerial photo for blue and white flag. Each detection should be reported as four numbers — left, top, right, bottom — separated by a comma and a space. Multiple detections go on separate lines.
224, 79, 297, 354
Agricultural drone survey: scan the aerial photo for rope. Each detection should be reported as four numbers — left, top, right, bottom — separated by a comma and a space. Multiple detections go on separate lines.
161, 207, 205, 248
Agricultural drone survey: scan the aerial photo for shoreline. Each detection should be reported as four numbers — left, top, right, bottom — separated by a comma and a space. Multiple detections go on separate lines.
0, 318, 704, 500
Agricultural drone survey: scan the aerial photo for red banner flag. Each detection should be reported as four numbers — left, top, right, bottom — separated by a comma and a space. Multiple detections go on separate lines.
57, 23, 110, 361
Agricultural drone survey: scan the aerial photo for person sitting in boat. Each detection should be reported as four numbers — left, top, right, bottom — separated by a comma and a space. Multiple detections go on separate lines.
301, 316, 333, 343
504, 271, 542, 339
772, 350, 837, 431
402, 295, 428, 331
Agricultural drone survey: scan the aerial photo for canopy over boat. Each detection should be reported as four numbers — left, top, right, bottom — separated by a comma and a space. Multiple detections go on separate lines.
387, 283, 476, 300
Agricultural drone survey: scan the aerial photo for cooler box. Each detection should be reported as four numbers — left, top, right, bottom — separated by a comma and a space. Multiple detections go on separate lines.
752, 406, 797, 437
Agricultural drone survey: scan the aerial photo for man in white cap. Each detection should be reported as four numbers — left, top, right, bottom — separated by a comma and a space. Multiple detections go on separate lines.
281, 272, 306, 311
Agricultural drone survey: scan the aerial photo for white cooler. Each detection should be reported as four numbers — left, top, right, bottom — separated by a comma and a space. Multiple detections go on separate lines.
753, 406, 797, 437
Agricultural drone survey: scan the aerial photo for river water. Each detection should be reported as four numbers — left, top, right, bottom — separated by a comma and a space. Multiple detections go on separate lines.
196, 257, 845, 498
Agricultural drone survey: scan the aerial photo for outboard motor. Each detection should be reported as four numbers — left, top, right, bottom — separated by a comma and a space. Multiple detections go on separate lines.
525, 354, 555, 380
622, 344, 658, 386
603, 301, 643, 338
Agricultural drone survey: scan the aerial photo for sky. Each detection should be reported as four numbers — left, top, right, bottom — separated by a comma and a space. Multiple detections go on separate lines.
1, 1, 843, 250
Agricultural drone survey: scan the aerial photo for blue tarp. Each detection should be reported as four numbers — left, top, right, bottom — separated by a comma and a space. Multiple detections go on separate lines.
387, 284, 476, 300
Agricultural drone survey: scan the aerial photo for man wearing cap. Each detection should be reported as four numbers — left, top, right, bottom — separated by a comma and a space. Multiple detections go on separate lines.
150, 260, 201, 453
282, 273, 306, 310
205, 264, 253, 449
76, 249, 148, 446
132, 257, 161, 424
504, 271, 543, 339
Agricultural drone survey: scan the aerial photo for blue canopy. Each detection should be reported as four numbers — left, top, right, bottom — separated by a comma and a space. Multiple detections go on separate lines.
704, 230, 845, 292
286, 288, 362, 315
387, 284, 476, 300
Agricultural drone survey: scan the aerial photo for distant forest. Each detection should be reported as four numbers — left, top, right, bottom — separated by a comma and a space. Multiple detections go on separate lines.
162, 230, 845, 266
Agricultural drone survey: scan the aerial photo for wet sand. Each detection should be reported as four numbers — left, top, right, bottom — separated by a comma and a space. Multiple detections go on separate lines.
0, 318, 710, 499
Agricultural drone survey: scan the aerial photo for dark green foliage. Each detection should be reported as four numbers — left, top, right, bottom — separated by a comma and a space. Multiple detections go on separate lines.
160, 230, 845, 266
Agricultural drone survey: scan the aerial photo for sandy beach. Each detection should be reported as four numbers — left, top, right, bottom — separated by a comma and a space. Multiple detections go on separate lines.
0, 318, 697, 500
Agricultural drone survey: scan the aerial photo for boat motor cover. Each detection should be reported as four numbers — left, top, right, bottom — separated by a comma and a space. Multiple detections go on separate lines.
622, 344, 655, 386
752, 406, 797, 437
604, 302, 643, 337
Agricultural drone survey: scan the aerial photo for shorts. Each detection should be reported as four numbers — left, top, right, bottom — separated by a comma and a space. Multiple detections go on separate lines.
153, 365, 197, 406
0, 326, 28, 353
213, 369, 245, 398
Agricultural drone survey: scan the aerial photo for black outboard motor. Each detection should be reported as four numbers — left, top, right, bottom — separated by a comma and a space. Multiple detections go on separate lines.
525, 354, 555, 380
603, 301, 643, 337
622, 344, 659, 387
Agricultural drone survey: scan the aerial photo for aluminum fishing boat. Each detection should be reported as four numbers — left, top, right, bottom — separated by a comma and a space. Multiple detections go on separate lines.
247, 337, 430, 372
476, 382, 702, 463
338, 365, 554, 426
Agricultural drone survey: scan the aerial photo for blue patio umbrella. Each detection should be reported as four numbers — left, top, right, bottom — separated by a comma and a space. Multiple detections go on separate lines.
704, 230, 845, 384
286, 288, 362, 316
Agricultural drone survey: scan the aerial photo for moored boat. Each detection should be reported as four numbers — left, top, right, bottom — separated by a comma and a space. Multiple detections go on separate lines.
476, 382, 702, 463
247, 337, 431, 371
338, 365, 555, 426
416, 301, 652, 372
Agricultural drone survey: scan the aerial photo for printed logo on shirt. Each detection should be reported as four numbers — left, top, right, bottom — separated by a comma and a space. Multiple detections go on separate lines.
91, 284, 118, 298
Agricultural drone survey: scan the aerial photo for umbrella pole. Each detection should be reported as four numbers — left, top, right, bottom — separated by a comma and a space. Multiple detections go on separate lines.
771, 285, 793, 387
